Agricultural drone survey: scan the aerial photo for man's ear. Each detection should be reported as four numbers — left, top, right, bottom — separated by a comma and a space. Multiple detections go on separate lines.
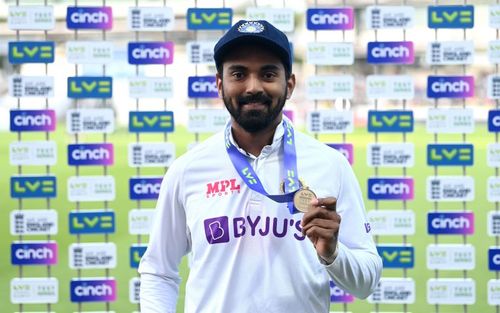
216, 72, 223, 98
286, 73, 296, 99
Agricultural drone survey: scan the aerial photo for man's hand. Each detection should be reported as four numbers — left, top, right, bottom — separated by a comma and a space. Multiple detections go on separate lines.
301, 197, 341, 264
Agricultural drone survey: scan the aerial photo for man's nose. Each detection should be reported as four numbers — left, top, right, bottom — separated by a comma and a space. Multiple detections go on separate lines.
245, 74, 264, 94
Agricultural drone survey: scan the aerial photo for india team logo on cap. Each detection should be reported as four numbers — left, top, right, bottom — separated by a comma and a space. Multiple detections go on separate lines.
237, 21, 264, 33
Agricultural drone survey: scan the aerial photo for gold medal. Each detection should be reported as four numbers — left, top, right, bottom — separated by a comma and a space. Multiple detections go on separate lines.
293, 187, 317, 213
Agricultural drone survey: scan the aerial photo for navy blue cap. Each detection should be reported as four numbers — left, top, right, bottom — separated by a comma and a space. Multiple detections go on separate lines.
214, 20, 292, 73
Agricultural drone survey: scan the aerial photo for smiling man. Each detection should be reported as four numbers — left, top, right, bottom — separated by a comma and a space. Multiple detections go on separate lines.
138, 20, 382, 313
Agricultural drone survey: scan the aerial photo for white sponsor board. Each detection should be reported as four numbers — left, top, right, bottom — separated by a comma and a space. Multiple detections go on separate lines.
8, 6, 54, 30
489, 40, 500, 64
128, 7, 175, 31
489, 279, 500, 305
426, 244, 475, 270
307, 42, 354, 66
488, 144, 500, 167
129, 209, 156, 235
367, 143, 414, 167
307, 110, 353, 134
426, 41, 474, 65
427, 279, 475, 305
367, 210, 415, 236
11, 277, 58, 304
306, 76, 354, 100
10, 141, 57, 166
427, 176, 474, 202
69, 242, 117, 269
130, 277, 141, 304
490, 5, 500, 28
67, 109, 115, 134
488, 176, 500, 202
10, 209, 58, 236
367, 278, 415, 304
188, 109, 229, 133
426, 108, 474, 134
366, 75, 414, 100
128, 143, 175, 167
488, 75, 500, 99
9, 75, 54, 98
68, 176, 115, 202
66, 41, 114, 64
246, 8, 294, 32
186, 41, 216, 64
365, 6, 414, 29
129, 76, 173, 99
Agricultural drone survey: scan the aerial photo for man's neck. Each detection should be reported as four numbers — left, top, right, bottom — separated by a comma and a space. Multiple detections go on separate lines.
231, 119, 281, 157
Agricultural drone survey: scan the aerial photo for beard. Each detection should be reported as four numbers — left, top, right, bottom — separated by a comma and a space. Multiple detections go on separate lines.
222, 88, 287, 133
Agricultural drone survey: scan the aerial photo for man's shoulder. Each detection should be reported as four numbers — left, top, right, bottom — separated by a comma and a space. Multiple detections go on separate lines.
294, 130, 349, 165
171, 131, 225, 169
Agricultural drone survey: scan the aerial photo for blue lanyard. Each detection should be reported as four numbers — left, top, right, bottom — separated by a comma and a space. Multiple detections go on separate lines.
225, 120, 300, 214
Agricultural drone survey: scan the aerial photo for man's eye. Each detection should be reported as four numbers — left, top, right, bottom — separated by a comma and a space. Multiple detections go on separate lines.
264, 72, 277, 79
232, 72, 244, 79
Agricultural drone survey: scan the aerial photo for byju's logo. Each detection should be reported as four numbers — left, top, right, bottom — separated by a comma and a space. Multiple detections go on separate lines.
68, 143, 114, 166
70, 278, 116, 302
427, 212, 474, 235
188, 76, 218, 98
377, 245, 414, 269
11, 242, 58, 265
427, 144, 474, 166
130, 245, 147, 268
489, 110, 500, 132
428, 5, 474, 29
368, 178, 414, 200
68, 77, 112, 99
367, 41, 414, 64
66, 7, 112, 30
306, 8, 354, 30
427, 76, 474, 98
489, 248, 500, 271
368, 110, 413, 133
8, 41, 54, 64
129, 111, 174, 133
69, 211, 115, 234
206, 179, 241, 198
187, 8, 232, 30
10, 110, 56, 132
330, 281, 354, 303
128, 42, 174, 65
327, 143, 354, 165
129, 177, 162, 200
204, 216, 230, 244
11, 176, 56, 198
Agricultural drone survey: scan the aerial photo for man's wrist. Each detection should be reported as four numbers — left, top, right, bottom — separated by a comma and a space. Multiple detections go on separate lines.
319, 245, 339, 265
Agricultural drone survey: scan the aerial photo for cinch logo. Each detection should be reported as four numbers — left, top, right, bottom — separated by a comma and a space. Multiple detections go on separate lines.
489, 248, 500, 271
427, 76, 474, 98
306, 8, 354, 30
129, 111, 174, 133
368, 178, 414, 200
68, 143, 114, 166
204, 215, 305, 245
188, 76, 218, 98
70, 279, 116, 302
489, 110, 500, 132
367, 110, 413, 133
427, 144, 473, 166
428, 5, 474, 29
129, 177, 162, 200
427, 212, 474, 235
367, 41, 414, 64
8, 41, 54, 64
128, 42, 174, 65
11, 242, 58, 265
66, 7, 112, 30
129, 245, 147, 268
68, 77, 112, 99
330, 281, 354, 303
327, 143, 354, 165
10, 109, 56, 132
187, 8, 232, 30
377, 245, 414, 269
11, 176, 56, 198
206, 179, 241, 198
69, 211, 115, 234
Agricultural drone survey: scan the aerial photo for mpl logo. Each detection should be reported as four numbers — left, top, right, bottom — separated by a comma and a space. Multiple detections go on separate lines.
8, 41, 54, 64
129, 111, 174, 133
367, 110, 413, 133
377, 245, 414, 269
427, 76, 474, 98
489, 110, 500, 132
68, 143, 114, 166
67, 77, 112, 99
187, 8, 232, 30
428, 212, 474, 235
128, 42, 174, 65
428, 5, 474, 29
306, 8, 354, 30
368, 178, 414, 200
70, 278, 116, 302
330, 281, 354, 303
11, 242, 58, 265
367, 41, 414, 64
427, 144, 474, 166
489, 248, 500, 271
129, 177, 162, 200
10, 109, 56, 132
130, 245, 147, 268
188, 76, 218, 98
327, 143, 353, 165
69, 211, 115, 234
66, 6, 112, 30
206, 178, 241, 198
11, 176, 56, 198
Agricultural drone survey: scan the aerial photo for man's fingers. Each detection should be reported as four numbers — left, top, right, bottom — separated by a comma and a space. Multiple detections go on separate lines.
305, 225, 336, 239
316, 197, 337, 211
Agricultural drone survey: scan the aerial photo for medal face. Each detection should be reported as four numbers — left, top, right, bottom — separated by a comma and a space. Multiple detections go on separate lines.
293, 188, 317, 213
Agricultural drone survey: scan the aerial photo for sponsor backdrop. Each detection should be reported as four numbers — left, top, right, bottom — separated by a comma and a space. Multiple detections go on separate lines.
0, 0, 498, 312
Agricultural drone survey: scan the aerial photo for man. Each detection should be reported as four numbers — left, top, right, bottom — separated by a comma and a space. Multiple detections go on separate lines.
139, 20, 382, 313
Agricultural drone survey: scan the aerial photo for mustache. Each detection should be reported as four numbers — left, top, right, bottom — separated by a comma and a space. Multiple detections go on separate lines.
237, 93, 272, 106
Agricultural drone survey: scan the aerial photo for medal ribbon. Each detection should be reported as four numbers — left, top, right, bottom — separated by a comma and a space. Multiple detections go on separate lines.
225, 119, 300, 214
